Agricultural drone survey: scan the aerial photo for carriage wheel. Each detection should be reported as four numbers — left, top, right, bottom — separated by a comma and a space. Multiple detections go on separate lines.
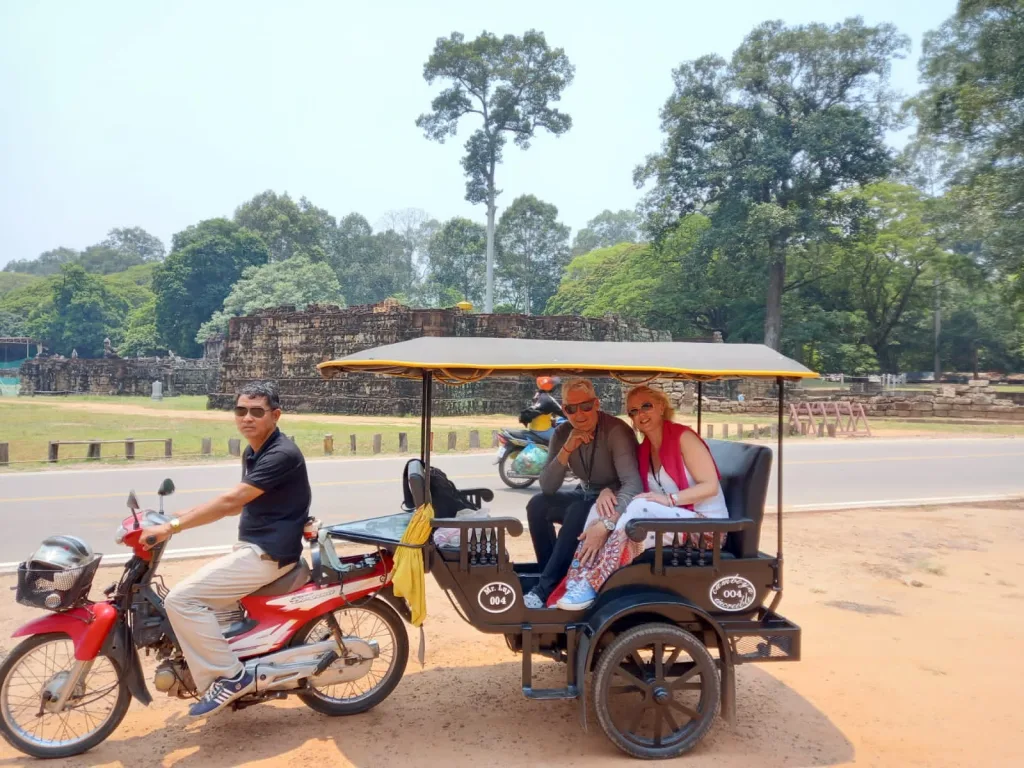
592, 623, 720, 759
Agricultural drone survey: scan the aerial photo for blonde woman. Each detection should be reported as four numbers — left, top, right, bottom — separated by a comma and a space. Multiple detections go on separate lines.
553, 384, 728, 610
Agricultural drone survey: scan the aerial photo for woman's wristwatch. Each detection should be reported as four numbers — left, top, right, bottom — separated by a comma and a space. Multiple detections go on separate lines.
669, 493, 680, 506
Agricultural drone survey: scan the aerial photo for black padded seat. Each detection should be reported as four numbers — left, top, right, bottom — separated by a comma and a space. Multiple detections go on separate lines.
248, 559, 312, 597
633, 548, 734, 565
705, 439, 772, 558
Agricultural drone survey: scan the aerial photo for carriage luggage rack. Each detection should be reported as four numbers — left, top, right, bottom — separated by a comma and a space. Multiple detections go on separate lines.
721, 609, 801, 664
15, 557, 101, 612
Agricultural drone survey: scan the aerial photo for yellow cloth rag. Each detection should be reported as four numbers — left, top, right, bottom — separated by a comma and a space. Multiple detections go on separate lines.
391, 503, 434, 627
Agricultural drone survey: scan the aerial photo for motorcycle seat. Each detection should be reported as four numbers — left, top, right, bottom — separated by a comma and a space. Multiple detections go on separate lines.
505, 428, 552, 444
248, 558, 312, 597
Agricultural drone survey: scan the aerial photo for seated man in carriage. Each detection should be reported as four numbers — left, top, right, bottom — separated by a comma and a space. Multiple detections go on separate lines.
524, 378, 642, 609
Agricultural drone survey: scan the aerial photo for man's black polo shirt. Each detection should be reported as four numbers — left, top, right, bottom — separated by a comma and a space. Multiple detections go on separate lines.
239, 428, 311, 566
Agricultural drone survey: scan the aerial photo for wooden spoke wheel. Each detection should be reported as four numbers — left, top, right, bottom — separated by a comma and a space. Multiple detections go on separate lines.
592, 624, 720, 759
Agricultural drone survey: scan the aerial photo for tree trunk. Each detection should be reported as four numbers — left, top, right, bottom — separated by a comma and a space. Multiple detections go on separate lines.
485, 191, 496, 314
763, 253, 785, 351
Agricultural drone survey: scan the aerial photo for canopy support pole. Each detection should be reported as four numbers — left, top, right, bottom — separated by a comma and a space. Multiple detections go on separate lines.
772, 377, 784, 601
420, 371, 433, 504
696, 381, 703, 435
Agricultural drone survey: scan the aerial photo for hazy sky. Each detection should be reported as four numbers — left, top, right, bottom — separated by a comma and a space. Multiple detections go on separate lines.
0, 0, 956, 268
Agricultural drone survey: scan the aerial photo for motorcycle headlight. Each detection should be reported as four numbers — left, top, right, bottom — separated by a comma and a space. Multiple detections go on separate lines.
114, 527, 126, 545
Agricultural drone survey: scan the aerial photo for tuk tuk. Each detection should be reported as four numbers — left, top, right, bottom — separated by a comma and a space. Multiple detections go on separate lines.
320, 337, 816, 759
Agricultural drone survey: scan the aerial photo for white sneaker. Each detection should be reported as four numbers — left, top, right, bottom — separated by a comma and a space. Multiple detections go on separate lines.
523, 589, 545, 609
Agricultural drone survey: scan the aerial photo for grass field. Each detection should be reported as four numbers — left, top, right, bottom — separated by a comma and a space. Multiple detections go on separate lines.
2, 395, 1022, 470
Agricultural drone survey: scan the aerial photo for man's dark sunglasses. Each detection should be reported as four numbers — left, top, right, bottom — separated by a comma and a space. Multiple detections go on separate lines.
564, 399, 596, 416
627, 402, 655, 418
234, 406, 270, 418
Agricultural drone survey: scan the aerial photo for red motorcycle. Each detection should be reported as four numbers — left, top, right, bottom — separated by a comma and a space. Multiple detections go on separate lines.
0, 479, 409, 760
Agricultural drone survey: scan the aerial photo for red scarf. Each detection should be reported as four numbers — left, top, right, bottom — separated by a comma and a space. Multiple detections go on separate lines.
637, 421, 720, 511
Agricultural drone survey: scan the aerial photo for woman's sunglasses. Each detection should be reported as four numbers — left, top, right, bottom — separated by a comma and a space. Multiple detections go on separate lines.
564, 399, 596, 416
627, 402, 655, 419
234, 406, 269, 418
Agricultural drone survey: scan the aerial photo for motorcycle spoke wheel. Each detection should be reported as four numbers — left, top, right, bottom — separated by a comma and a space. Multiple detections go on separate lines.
0, 634, 130, 759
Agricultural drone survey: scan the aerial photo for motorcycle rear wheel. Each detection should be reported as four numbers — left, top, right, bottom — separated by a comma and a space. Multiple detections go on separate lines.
0, 632, 130, 760
292, 598, 408, 716
498, 450, 537, 489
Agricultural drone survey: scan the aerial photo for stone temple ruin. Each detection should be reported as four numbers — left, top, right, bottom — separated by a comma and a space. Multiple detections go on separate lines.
207, 301, 671, 416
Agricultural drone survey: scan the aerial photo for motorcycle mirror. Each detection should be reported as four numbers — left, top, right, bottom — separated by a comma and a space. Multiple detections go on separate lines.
157, 478, 175, 497
127, 491, 140, 510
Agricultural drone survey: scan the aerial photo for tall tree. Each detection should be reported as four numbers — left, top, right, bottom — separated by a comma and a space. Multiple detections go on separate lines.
35, 264, 130, 357
912, 0, 1024, 300
152, 218, 268, 356
635, 17, 909, 349
101, 227, 166, 262
425, 217, 487, 307
571, 209, 641, 256
3, 247, 79, 276
234, 190, 334, 262
196, 255, 344, 342
495, 194, 570, 314
416, 30, 574, 312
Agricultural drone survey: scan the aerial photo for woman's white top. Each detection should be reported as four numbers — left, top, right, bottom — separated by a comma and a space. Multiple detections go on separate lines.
646, 465, 728, 518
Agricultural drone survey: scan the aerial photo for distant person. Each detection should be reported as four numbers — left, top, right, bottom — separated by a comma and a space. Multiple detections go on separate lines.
518, 376, 565, 440
144, 381, 311, 717
523, 378, 641, 609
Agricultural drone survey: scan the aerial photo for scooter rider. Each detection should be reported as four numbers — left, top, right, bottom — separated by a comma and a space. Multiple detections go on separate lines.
143, 381, 312, 717
520, 376, 565, 441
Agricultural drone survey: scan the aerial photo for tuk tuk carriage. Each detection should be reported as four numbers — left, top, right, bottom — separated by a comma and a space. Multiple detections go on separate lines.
321, 337, 816, 759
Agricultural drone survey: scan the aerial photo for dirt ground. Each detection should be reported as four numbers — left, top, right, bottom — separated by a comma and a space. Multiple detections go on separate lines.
1, 500, 1023, 767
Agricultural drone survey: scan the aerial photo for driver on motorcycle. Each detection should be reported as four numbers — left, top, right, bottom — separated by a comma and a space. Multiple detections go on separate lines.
520, 376, 565, 440
143, 381, 312, 717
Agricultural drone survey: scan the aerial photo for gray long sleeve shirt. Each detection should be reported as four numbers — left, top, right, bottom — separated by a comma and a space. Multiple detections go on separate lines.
539, 411, 642, 516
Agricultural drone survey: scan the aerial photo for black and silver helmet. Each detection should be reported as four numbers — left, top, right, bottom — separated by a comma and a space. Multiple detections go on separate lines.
29, 535, 96, 573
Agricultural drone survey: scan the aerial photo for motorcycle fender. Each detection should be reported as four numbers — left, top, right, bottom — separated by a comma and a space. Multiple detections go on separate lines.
12, 603, 118, 661
101, 615, 152, 706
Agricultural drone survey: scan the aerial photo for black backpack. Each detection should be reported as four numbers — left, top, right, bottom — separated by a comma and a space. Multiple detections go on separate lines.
401, 460, 478, 519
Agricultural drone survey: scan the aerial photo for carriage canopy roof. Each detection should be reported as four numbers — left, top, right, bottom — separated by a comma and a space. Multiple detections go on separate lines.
317, 337, 817, 384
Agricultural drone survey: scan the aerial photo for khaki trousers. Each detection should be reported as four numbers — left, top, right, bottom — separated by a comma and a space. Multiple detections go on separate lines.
164, 543, 290, 692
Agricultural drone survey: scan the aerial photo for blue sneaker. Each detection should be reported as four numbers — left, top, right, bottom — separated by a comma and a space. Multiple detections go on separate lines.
189, 669, 255, 717
556, 580, 598, 610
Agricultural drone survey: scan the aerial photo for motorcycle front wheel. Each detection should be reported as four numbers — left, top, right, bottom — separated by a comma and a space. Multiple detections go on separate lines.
0, 632, 130, 759
498, 449, 537, 489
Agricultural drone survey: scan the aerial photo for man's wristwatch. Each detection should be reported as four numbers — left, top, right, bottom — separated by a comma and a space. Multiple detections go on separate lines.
169, 517, 182, 534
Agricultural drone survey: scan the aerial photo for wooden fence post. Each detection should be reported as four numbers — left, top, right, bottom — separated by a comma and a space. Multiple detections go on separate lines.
48, 442, 59, 463
0, 442, 8, 466
164, 439, 173, 458
737, 423, 743, 440
87, 441, 101, 461
398, 433, 408, 453
469, 430, 480, 449
491, 430, 499, 447
706, 424, 714, 439
349, 434, 357, 455
200, 437, 211, 456
817, 422, 825, 437
228, 438, 241, 457
323, 434, 334, 455
827, 423, 837, 438
125, 439, 136, 460
447, 432, 457, 451
770, 424, 778, 440
372, 434, 382, 454
722, 424, 729, 439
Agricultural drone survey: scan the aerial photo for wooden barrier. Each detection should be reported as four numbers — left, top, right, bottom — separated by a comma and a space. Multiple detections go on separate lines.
46, 438, 172, 463
228, 438, 241, 457
0, 442, 8, 466
323, 434, 334, 455
349, 435, 357, 455
491, 430, 499, 447
788, 401, 872, 437
447, 432, 457, 451
706, 424, 714, 439
372, 434, 382, 454
399, 433, 408, 453
469, 430, 480, 449
201, 437, 212, 456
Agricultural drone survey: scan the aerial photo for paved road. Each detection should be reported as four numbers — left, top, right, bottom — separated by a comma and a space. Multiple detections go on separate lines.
1, 438, 1022, 564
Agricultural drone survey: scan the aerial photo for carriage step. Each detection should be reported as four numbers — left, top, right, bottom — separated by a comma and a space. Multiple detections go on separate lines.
523, 685, 579, 700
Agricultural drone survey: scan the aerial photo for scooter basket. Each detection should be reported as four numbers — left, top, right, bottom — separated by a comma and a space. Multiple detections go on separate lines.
15, 557, 101, 612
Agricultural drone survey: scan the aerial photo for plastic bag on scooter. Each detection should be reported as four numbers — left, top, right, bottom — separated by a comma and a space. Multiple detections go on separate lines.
512, 443, 547, 475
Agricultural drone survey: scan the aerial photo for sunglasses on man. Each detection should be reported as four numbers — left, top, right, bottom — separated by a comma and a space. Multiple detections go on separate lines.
234, 406, 273, 418
626, 402, 655, 418
564, 399, 596, 416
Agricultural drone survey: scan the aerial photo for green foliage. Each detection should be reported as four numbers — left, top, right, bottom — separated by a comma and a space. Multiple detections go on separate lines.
3, 228, 166, 277
195, 255, 344, 342
425, 218, 487, 306
234, 190, 334, 262
571, 210, 641, 257
0, 272, 41, 299
417, 29, 574, 310
33, 264, 130, 357
912, 0, 1024, 300
4, 248, 79, 276
153, 218, 269, 357
546, 242, 662, 322
495, 195, 570, 314
118, 298, 167, 357
636, 17, 910, 349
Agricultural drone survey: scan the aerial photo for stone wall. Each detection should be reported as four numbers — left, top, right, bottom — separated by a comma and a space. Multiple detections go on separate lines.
696, 381, 1024, 422
208, 303, 671, 416
19, 357, 218, 397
